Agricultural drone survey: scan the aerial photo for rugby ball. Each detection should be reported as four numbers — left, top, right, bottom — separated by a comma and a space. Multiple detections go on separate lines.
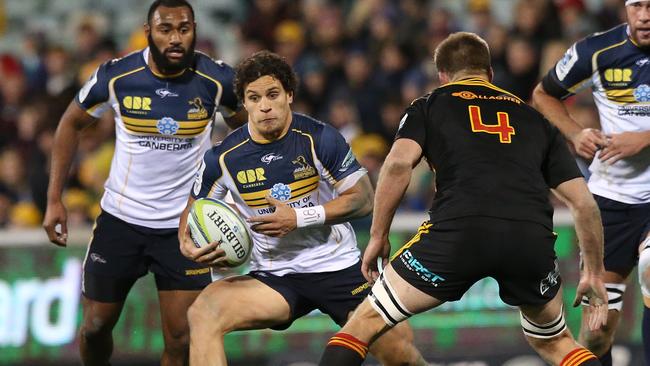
187, 198, 252, 267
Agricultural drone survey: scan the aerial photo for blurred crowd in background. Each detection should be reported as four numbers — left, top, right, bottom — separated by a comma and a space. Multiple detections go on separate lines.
0, 0, 623, 228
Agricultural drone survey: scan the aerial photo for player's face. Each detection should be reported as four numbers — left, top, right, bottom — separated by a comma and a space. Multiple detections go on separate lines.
146, 5, 196, 73
627, 1, 650, 48
244, 75, 293, 141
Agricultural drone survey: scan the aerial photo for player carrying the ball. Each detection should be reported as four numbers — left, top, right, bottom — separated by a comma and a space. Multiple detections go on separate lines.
179, 50, 426, 366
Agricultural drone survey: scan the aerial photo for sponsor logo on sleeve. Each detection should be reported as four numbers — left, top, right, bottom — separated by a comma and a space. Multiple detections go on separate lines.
193, 160, 206, 196
339, 148, 356, 172
78, 69, 98, 103
398, 113, 408, 132
556, 44, 579, 81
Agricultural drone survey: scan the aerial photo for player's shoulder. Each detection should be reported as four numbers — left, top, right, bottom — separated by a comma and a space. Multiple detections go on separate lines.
290, 112, 332, 136
209, 126, 249, 158
192, 51, 235, 82
579, 23, 628, 53
98, 49, 146, 78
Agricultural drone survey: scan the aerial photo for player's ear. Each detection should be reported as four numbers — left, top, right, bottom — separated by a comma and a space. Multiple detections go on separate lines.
287, 91, 293, 104
438, 71, 450, 85
487, 67, 494, 82
144, 22, 151, 37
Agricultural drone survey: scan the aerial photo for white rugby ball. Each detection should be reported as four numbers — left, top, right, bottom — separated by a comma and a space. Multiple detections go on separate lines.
187, 198, 252, 267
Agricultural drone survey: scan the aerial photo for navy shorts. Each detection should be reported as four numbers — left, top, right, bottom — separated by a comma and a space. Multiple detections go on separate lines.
390, 217, 561, 306
248, 260, 370, 330
596, 195, 650, 276
83, 210, 212, 302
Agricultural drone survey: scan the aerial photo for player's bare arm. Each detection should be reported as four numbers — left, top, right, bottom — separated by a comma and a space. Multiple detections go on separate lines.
364, 138, 423, 282
178, 196, 226, 266
599, 130, 650, 163
43, 101, 97, 247
532, 84, 608, 159
552, 177, 608, 330
248, 174, 374, 238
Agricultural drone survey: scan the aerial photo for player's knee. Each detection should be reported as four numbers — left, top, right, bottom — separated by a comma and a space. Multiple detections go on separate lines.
187, 293, 230, 335
79, 316, 114, 341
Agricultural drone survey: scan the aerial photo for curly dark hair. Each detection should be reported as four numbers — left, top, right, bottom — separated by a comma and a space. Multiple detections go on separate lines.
234, 50, 298, 102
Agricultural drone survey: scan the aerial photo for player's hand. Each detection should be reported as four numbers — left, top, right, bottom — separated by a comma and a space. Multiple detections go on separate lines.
571, 128, 608, 159
179, 224, 228, 266
598, 131, 650, 164
43, 200, 68, 247
361, 235, 391, 283
572, 272, 608, 331
247, 194, 297, 237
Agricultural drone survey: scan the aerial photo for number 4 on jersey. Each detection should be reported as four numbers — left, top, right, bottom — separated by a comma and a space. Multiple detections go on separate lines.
468, 105, 515, 143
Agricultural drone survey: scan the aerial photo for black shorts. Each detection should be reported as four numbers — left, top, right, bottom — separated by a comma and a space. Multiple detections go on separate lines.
390, 217, 561, 306
248, 260, 369, 330
83, 210, 211, 302
596, 195, 650, 275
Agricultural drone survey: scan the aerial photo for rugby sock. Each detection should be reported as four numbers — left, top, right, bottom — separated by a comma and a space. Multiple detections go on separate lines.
560, 348, 600, 366
598, 346, 612, 366
641, 306, 650, 364
319, 332, 368, 366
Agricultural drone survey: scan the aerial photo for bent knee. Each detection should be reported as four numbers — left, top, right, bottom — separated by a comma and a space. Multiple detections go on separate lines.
187, 294, 234, 335
79, 316, 115, 340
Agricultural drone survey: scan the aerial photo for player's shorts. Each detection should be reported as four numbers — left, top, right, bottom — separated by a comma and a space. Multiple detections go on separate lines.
595, 195, 650, 275
390, 216, 561, 306
248, 261, 370, 330
82, 210, 212, 302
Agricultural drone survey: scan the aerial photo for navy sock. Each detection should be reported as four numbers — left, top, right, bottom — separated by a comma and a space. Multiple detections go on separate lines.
598, 346, 612, 366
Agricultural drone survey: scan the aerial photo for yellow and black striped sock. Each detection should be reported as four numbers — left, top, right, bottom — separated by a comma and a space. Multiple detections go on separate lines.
319, 332, 369, 366
560, 348, 601, 366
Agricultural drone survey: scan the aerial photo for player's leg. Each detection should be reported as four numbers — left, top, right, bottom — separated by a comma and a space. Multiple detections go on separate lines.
521, 287, 599, 366
578, 272, 625, 366
578, 195, 644, 366
186, 275, 292, 366
158, 290, 201, 366
320, 263, 443, 366
79, 211, 146, 365
79, 294, 130, 366
149, 227, 214, 366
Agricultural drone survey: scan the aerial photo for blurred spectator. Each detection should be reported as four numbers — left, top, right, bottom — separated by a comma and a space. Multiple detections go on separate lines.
350, 133, 388, 186
240, 0, 294, 49
556, 0, 598, 42
327, 98, 362, 143
9, 201, 42, 228
494, 37, 539, 101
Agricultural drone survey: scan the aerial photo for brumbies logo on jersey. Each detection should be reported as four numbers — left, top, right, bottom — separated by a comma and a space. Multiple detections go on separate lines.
187, 97, 208, 120
292, 155, 316, 179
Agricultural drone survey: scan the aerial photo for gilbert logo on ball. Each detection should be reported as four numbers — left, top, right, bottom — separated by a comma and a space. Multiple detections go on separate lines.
188, 198, 252, 267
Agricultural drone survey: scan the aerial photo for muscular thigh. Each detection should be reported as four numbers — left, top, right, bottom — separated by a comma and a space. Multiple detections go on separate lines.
198, 275, 292, 331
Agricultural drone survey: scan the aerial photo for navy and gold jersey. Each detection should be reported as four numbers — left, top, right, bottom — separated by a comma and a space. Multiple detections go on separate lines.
542, 24, 650, 204
76, 48, 239, 228
192, 113, 366, 275
397, 77, 581, 229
